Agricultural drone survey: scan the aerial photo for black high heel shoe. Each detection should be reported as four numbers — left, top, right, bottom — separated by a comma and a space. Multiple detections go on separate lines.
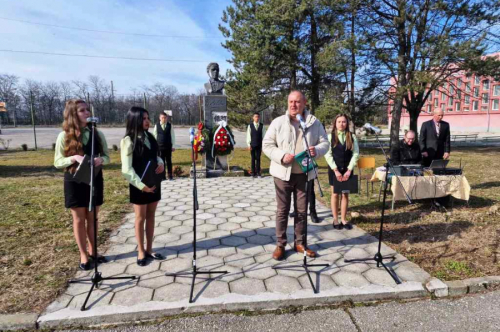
137, 255, 147, 266
342, 222, 353, 230
333, 223, 343, 230
79, 261, 92, 271
146, 252, 165, 260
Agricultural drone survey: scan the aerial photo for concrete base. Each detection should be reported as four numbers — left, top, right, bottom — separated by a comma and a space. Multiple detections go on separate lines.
0, 313, 38, 331
190, 166, 207, 179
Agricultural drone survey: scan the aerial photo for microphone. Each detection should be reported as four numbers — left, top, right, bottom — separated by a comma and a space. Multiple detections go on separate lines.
189, 127, 195, 143
296, 114, 307, 131
86, 117, 99, 124
363, 123, 382, 135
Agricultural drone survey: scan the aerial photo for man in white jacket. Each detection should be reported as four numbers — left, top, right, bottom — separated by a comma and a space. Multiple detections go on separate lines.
263, 91, 329, 260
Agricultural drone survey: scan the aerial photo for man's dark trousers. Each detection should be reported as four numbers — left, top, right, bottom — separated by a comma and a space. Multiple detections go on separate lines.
159, 147, 173, 180
251, 145, 262, 176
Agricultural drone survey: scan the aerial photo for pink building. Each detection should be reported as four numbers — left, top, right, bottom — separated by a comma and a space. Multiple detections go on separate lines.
387, 56, 500, 133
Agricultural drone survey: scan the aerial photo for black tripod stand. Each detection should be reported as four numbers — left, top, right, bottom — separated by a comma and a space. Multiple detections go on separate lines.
69, 118, 136, 311
273, 120, 328, 294
345, 134, 411, 284
165, 129, 227, 303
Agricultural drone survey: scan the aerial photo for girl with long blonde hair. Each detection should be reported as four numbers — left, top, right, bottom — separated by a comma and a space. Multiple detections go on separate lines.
54, 99, 110, 270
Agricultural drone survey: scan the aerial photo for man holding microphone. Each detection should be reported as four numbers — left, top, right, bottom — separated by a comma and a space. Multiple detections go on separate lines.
263, 91, 329, 261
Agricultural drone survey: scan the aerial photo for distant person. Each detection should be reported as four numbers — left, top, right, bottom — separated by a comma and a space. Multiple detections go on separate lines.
324, 114, 359, 230
54, 99, 110, 270
263, 91, 329, 261
153, 112, 175, 181
121, 107, 165, 266
419, 108, 450, 167
246, 112, 265, 178
391, 130, 422, 165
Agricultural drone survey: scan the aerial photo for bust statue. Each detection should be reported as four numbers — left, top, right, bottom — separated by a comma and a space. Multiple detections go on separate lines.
204, 62, 225, 94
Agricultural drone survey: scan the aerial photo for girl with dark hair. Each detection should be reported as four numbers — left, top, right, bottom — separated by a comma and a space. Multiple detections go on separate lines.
120, 107, 165, 266
54, 99, 110, 270
324, 114, 359, 230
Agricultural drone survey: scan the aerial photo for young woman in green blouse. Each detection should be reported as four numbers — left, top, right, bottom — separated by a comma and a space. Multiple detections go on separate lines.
54, 99, 110, 270
324, 114, 359, 230
121, 107, 165, 266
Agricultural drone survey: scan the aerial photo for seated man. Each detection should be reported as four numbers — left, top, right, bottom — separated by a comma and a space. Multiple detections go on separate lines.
391, 130, 422, 165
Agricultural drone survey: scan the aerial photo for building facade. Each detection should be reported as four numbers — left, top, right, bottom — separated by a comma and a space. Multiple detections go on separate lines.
387, 63, 500, 133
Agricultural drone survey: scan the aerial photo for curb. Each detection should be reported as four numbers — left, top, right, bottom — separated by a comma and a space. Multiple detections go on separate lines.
425, 275, 500, 298
0, 313, 38, 331
37, 283, 427, 329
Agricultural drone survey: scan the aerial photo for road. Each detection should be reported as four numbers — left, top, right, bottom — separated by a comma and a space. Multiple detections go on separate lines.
63, 290, 500, 332
0, 126, 248, 150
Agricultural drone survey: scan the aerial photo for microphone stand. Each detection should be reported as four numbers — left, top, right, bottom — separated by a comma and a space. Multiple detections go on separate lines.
69, 120, 136, 311
165, 131, 227, 303
344, 132, 411, 284
273, 119, 329, 294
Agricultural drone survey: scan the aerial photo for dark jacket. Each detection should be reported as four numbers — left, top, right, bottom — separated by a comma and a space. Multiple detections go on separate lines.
391, 139, 422, 165
419, 119, 451, 163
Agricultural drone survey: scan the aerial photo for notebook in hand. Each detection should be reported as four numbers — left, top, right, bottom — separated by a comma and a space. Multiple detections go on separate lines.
140, 160, 162, 189
73, 155, 102, 185
332, 175, 359, 194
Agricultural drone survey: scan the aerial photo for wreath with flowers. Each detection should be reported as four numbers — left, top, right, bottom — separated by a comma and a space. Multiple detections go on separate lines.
211, 121, 235, 157
193, 122, 210, 160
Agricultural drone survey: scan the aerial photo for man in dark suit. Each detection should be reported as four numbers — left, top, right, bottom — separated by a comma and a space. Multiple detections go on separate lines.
153, 112, 176, 181
419, 108, 451, 167
391, 130, 422, 165
246, 112, 265, 178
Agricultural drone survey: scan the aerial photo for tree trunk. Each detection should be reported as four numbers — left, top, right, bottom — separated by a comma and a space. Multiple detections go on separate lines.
309, 11, 320, 114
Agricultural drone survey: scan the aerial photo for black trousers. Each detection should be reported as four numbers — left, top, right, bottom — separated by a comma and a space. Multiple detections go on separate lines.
293, 179, 316, 213
159, 147, 173, 179
251, 145, 262, 175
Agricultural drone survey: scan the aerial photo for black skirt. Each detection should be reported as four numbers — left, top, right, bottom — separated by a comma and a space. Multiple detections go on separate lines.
129, 184, 161, 205
328, 167, 353, 186
64, 171, 104, 209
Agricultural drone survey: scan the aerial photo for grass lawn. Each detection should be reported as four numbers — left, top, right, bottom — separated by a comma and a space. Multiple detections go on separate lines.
0, 146, 498, 314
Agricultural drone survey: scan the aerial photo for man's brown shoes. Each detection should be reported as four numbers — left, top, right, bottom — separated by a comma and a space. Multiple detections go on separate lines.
295, 244, 317, 258
272, 245, 317, 260
272, 246, 285, 260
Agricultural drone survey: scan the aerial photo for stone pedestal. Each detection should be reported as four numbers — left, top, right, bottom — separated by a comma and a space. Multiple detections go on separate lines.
189, 166, 207, 179
203, 94, 228, 172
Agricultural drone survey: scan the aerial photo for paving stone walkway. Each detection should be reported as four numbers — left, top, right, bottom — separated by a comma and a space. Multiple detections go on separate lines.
39, 177, 431, 328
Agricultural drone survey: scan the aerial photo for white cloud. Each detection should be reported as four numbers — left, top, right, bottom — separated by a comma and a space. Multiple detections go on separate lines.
0, 0, 232, 94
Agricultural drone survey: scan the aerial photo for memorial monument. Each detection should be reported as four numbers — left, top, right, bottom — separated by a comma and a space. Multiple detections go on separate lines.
203, 63, 229, 174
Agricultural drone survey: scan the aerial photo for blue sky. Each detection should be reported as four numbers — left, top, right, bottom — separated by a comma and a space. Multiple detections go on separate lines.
0, 0, 234, 94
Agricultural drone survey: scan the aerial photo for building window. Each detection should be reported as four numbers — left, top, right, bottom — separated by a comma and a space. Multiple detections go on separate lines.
464, 108, 469, 112
456, 102, 461, 111
493, 99, 499, 111
494, 85, 500, 96
441, 92, 446, 101
457, 79, 462, 87
434, 98, 439, 106
475, 76, 480, 85
482, 93, 489, 104
473, 101, 479, 111
435, 90, 440, 98
482, 105, 489, 112
457, 90, 461, 99
448, 97, 454, 106
447, 108, 453, 112
449, 85, 454, 95
466, 83, 471, 93
427, 105, 432, 113
483, 80, 490, 90
441, 103, 445, 111
474, 87, 479, 97
465, 95, 470, 105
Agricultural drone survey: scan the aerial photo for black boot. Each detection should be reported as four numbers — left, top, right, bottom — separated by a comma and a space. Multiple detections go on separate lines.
310, 210, 320, 223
